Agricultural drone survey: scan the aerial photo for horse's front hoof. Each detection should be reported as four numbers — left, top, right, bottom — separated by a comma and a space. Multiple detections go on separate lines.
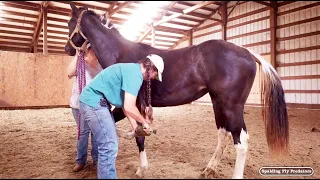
200, 167, 216, 179
135, 167, 145, 178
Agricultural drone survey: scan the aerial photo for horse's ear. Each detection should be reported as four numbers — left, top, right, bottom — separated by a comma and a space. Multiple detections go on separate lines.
100, 13, 107, 25
83, 5, 89, 10
70, 2, 78, 12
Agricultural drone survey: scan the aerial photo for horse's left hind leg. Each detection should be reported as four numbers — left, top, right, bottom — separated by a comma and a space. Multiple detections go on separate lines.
135, 136, 148, 178
201, 98, 249, 179
201, 128, 232, 178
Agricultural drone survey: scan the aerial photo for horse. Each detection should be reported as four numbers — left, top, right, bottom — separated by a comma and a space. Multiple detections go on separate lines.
64, 3, 289, 179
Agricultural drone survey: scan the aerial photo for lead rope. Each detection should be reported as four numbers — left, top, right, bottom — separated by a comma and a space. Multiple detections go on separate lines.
77, 51, 86, 140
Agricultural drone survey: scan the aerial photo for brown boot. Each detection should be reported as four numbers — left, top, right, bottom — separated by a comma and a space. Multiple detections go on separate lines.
72, 163, 84, 172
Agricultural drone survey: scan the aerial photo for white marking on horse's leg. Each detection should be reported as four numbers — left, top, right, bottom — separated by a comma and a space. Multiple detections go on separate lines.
201, 128, 232, 177
135, 150, 148, 178
232, 129, 249, 179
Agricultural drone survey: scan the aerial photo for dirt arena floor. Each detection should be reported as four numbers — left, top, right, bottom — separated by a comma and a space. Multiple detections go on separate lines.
0, 104, 319, 179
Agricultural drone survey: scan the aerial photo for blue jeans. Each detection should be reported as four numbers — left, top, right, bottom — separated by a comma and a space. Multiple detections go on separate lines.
80, 101, 118, 179
72, 108, 98, 165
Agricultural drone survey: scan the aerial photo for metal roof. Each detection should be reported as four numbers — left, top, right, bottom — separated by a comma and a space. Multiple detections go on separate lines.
0, 1, 225, 55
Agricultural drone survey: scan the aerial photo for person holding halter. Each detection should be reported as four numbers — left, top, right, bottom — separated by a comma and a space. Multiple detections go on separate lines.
67, 43, 103, 172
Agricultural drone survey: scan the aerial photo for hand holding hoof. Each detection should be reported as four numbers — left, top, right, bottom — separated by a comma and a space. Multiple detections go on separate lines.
135, 125, 157, 137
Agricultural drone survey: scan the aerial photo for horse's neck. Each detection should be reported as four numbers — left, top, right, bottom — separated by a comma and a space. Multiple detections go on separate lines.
81, 16, 165, 67
81, 18, 126, 65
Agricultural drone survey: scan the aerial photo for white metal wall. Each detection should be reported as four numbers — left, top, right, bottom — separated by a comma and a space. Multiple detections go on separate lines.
277, 1, 320, 106
174, 1, 320, 108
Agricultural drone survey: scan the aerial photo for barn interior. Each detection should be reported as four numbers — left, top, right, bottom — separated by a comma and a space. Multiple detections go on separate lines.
0, 1, 319, 179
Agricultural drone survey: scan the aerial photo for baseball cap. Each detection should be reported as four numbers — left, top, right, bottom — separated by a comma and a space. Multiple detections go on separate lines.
146, 54, 164, 82
87, 43, 91, 50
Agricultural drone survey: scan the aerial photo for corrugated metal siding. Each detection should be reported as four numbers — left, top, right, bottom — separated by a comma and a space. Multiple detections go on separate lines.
174, 1, 320, 108
277, 1, 320, 105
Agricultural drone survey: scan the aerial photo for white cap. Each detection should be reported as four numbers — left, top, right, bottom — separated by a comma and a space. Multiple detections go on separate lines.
87, 43, 91, 49
146, 54, 164, 82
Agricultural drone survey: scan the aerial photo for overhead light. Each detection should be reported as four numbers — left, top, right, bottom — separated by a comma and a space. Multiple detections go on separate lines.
119, 1, 170, 41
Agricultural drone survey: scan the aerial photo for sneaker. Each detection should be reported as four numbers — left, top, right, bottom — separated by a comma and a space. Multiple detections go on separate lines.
72, 163, 84, 172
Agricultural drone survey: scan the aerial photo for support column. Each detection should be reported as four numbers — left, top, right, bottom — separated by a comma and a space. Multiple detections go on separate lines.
151, 24, 155, 47
270, 1, 278, 68
188, 29, 193, 46
221, 2, 228, 40
43, 7, 48, 55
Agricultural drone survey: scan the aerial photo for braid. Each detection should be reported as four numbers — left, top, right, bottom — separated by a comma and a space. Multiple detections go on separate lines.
146, 62, 151, 106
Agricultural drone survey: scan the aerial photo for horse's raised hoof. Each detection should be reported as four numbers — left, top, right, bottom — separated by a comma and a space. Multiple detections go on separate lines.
200, 167, 216, 179
135, 167, 146, 178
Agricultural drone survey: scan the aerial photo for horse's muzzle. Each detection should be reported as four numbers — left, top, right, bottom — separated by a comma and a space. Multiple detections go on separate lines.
64, 44, 76, 56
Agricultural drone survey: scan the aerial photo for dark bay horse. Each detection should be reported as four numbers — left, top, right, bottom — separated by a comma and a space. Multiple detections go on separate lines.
64, 4, 289, 179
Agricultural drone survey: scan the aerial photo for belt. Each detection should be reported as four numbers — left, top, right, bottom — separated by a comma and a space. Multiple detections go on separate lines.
100, 97, 111, 108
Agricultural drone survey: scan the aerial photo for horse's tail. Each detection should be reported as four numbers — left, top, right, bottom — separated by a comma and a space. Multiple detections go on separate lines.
245, 47, 289, 157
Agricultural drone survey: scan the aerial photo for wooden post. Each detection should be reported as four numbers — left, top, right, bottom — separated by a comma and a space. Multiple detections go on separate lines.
43, 7, 48, 55
151, 24, 155, 47
221, 2, 228, 40
270, 1, 278, 68
188, 29, 193, 46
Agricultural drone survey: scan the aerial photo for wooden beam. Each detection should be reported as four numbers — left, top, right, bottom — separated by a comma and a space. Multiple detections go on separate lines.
43, 7, 48, 55
1, 1, 39, 11
31, 1, 50, 53
227, 1, 240, 18
146, 34, 181, 40
0, 29, 33, 37
0, 17, 35, 25
169, 4, 221, 50
0, 23, 34, 31
252, 1, 275, 9
144, 38, 176, 43
221, 2, 227, 40
109, 1, 134, 16
0, 40, 30, 47
270, 1, 278, 68
136, 2, 177, 42
228, 7, 269, 22
278, 2, 320, 16
277, 1, 295, 7
0, 46, 30, 52
278, 31, 320, 42
151, 24, 155, 47
176, 1, 217, 12
277, 45, 320, 54
0, 35, 32, 42
0, 9, 38, 19
277, 60, 320, 67
193, 28, 221, 39
31, 8, 43, 53
154, 26, 186, 34
108, 1, 118, 12
153, 1, 214, 27
280, 75, 320, 80
188, 29, 193, 46
226, 28, 271, 40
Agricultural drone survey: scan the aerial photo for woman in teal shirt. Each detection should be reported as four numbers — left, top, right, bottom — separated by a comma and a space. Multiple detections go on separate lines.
79, 54, 164, 179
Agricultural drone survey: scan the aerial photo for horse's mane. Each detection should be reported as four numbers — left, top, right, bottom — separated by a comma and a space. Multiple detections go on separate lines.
80, 7, 162, 51
82, 8, 115, 30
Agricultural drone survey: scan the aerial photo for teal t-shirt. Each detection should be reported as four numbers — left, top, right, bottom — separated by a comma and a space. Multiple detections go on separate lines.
79, 63, 143, 108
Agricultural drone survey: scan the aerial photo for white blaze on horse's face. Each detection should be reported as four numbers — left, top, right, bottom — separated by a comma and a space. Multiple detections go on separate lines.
233, 129, 249, 179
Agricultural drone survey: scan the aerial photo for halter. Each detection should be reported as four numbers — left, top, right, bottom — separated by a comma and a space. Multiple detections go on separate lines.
68, 10, 89, 53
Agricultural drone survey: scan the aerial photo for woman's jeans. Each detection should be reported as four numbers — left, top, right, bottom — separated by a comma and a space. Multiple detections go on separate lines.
72, 108, 98, 165
79, 101, 118, 179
